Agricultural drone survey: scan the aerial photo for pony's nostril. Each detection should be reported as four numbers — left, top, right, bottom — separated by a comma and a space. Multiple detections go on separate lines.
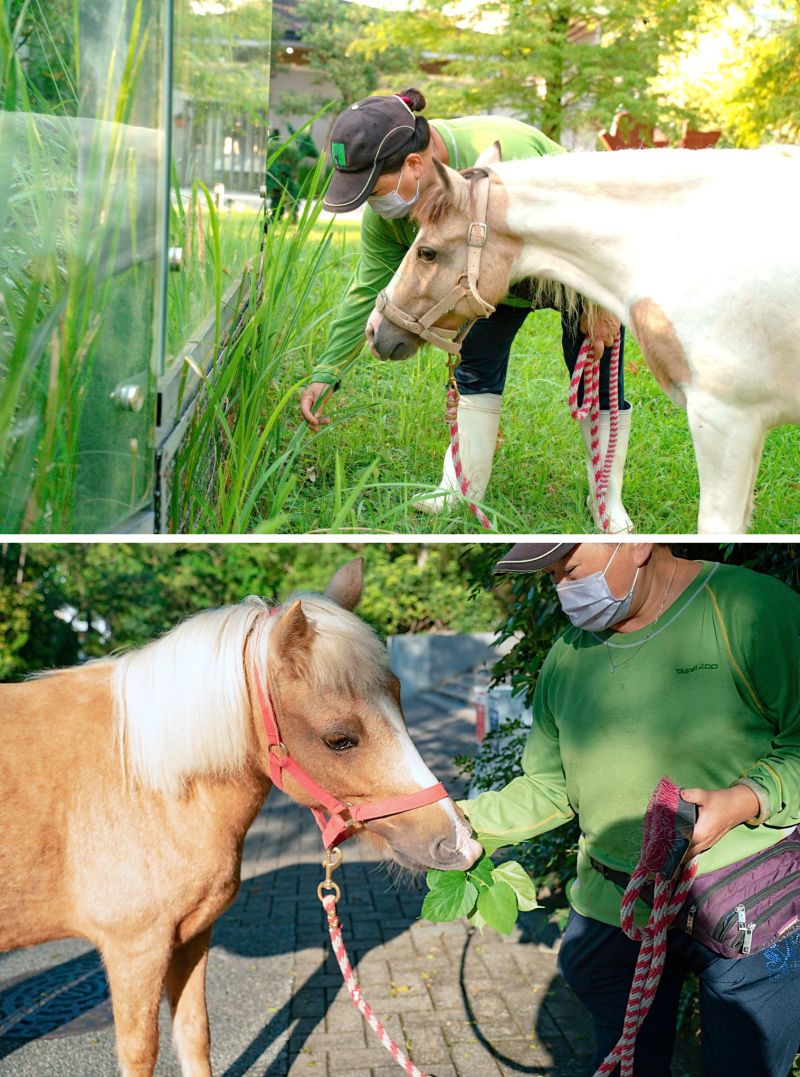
389, 340, 411, 360
432, 834, 478, 868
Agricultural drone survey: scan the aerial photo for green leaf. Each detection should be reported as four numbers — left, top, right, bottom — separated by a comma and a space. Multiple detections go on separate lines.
492, 861, 540, 912
467, 906, 487, 934
425, 867, 451, 891
467, 854, 495, 889
476, 879, 518, 935
421, 874, 479, 923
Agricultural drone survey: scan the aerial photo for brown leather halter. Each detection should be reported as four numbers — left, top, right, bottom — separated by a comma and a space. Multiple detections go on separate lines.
375, 171, 496, 355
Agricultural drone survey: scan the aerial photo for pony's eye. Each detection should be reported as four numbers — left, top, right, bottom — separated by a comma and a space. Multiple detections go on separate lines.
323, 734, 358, 752
418, 247, 437, 262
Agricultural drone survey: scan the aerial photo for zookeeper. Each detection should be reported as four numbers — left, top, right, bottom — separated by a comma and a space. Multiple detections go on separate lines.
298, 88, 633, 533
461, 541, 800, 1077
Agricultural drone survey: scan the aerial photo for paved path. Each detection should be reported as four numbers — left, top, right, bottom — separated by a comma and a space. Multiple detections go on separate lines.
0, 675, 700, 1077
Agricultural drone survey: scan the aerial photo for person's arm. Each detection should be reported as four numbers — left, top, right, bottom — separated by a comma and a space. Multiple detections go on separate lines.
300, 210, 410, 428
721, 573, 800, 829
460, 652, 575, 850
312, 210, 409, 387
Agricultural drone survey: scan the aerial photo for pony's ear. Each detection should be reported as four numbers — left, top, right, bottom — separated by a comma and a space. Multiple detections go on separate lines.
429, 158, 471, 214
433, 155, 455, 192
272, 600, 315, 675
474, 140, 502, 166
325, 557, 363, 611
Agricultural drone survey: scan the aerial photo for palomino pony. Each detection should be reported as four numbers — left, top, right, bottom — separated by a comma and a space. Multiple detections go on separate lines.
368, 144, 800, 533
0, 559, 480, 1076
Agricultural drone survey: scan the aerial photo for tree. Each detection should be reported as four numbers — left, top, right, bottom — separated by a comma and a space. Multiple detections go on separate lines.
352, 0, 710, 144
272, 0, 414, 120
654, 2, 800, 146
174, 0, 271, 119
0, 543, 501, 679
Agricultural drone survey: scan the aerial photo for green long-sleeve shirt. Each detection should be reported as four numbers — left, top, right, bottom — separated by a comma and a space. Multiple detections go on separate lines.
462, 561, 800, 928
313, 116, 565, 387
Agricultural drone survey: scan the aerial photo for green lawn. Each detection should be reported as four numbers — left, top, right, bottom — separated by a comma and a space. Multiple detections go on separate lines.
265, 220, 799, 536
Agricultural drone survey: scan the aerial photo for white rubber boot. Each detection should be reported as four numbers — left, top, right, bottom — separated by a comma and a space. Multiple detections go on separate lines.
415, 393, 502, 514
580, 405, 635, 533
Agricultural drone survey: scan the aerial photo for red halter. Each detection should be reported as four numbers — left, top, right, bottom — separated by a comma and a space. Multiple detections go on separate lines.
253, 667, 449, 849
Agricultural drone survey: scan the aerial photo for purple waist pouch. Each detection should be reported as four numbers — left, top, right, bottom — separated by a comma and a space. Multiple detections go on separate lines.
593, 826, 800, 958
674, 828, 800, 957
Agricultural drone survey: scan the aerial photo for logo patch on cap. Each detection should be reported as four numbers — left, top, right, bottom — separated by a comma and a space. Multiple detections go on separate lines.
331, 141, 347, 167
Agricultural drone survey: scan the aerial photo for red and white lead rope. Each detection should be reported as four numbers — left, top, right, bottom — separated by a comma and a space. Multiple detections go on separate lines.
568, 333, 621, 533
594, 858, 698, 1077
322, 892, 430, 1077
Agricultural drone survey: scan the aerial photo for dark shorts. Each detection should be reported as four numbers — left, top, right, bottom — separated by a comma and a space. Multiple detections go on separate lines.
456, 302, 626, 411
557, 908, 800, 1077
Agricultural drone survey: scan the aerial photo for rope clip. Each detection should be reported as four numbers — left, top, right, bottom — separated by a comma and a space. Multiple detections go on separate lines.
317, 845, 343, 904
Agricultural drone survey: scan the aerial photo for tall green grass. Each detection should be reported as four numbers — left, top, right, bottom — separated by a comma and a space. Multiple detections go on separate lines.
170, 145, 334, 532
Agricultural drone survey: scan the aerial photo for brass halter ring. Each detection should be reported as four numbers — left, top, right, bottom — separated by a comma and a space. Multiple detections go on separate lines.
317, 845, 343, 903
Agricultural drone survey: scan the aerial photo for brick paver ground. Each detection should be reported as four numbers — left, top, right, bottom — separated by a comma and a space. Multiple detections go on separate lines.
0, 678, 700, 1077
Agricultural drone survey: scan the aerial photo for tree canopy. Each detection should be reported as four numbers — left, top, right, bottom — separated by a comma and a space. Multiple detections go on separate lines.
0, 542, 500, 679
307, 0, 799, 147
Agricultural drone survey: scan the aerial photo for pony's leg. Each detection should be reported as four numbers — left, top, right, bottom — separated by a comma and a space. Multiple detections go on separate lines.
165, 927, 213, 1077
103, 941, 172, 1077
685, 390, 766, 533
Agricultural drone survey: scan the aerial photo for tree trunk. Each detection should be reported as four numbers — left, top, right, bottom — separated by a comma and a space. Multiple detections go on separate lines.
542, 5, 569, 144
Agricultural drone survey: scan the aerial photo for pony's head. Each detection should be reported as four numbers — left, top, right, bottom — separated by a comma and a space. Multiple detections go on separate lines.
113, 559, 481, 873
368, 142, 521, 361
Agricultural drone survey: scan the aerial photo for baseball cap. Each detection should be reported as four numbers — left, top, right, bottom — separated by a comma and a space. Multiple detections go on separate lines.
493, 543, 578, 575
324, 94, 419, 212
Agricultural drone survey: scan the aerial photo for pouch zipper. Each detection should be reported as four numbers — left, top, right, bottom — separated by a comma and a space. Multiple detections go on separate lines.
713, 869, 800, 943
695, 841, 800, 915
742, 887, 800, 955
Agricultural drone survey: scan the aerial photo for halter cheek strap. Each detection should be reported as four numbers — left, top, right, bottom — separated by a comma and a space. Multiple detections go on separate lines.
376, 172, 496, 356
253, 667, 448, 849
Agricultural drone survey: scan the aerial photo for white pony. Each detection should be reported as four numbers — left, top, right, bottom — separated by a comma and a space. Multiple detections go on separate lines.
370, 144, 800, 533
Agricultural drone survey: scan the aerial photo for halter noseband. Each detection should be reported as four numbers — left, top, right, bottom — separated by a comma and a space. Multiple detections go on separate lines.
375, 171, 496, 356
253, 665, 448, 849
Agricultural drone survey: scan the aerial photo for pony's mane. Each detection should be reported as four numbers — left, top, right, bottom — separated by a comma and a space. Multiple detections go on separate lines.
111, 595, 387, 796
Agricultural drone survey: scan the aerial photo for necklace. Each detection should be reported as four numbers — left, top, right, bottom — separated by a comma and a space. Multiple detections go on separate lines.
606, 558, 679, 673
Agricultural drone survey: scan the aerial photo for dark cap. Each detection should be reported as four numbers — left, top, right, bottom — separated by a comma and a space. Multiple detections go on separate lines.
324, 94, 418, 212
493, 542, 578, 575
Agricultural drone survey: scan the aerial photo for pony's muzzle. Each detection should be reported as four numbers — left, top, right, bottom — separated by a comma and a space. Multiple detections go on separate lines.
430, 830, 483, 871
371, 319, 422, 361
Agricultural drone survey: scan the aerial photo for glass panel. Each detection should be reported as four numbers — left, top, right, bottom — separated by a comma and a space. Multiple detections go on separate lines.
0, 0, 168, 532
168, 0, 270, 365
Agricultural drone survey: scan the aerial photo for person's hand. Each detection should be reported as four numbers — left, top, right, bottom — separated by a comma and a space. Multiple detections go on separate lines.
580, 307, 621, 361
680, 785, 761, 859
299, 381, 333, 431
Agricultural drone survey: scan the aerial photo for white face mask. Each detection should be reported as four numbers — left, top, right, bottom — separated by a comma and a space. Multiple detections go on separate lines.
368, 163, 420, 219
556, 544, 640, 631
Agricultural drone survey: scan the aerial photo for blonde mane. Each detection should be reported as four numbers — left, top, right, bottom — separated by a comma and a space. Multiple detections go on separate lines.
111, 595, 388, 796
